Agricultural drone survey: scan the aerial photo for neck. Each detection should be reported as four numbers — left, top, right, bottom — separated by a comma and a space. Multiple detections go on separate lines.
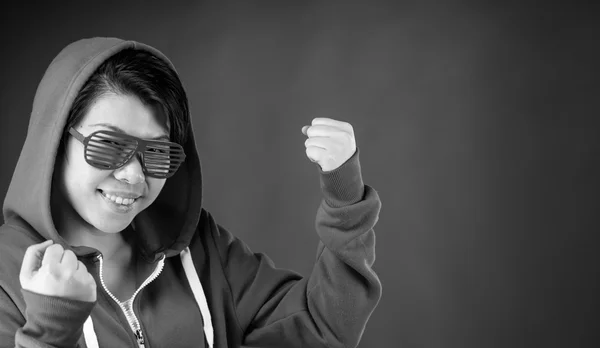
60, 219, 130, 261
51, 193, 131, 262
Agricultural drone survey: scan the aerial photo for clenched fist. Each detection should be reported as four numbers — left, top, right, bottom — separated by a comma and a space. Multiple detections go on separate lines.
302, 117, 357, 172
20, 240, 97, 303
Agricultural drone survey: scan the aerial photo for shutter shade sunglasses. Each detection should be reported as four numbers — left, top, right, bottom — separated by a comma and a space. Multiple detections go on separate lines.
68, 127, 186, 179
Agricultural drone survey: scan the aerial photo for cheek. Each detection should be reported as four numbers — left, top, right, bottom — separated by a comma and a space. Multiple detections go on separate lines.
145, 178, 167, 202
61, 147, 107, 197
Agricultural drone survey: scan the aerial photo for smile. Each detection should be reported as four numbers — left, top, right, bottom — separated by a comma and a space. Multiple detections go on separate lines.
99, 191, 138, 206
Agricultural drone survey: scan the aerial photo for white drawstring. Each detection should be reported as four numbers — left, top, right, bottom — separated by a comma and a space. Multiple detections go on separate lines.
83, 315, 99, 348
82, 247, 214, 348
180, 247, 214, 348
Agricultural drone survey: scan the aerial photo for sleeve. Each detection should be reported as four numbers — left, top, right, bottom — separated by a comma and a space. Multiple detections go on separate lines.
213, 148, 382, 348
0, 287, 95, 348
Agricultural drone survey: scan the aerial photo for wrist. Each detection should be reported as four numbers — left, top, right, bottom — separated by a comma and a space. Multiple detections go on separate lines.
20, 289, 95, 347
318, 147, 365, 208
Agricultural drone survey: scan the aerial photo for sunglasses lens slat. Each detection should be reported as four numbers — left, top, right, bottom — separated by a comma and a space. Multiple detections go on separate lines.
87, 147, 131, 158
87, 158, 117, 169
88, 142, 134, 151
86, 148, 132, 166
91, 132, 137, 143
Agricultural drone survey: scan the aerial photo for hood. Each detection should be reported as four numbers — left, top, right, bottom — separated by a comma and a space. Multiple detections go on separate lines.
2, 37, 203, 261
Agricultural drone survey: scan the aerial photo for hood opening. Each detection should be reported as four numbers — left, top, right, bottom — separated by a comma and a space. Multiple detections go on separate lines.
3, 37, 203, 260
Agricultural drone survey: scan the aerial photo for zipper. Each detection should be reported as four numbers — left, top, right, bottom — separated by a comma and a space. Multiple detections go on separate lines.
96, 253, 166, 348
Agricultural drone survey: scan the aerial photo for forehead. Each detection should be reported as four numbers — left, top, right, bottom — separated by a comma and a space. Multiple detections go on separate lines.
79, 93, 169, 139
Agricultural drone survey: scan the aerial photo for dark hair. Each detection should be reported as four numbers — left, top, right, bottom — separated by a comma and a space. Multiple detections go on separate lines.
60, 48, 189, 152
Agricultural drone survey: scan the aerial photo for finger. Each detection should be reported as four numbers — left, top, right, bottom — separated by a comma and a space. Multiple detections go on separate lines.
76, 261, 89, 274
75, 263, 96, 286
41, 244, 65, 267
311, 118, 353, 133
305, 146, 326, 164
20, 240, 54, 277
60, 249, 78, 273
305, 125, 348, 138
305, 136, 337, 150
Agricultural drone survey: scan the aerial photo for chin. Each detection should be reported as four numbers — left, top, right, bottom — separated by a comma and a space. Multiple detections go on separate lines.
89, 217, 133, 234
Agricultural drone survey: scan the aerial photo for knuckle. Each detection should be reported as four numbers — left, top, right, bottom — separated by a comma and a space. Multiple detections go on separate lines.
77, 261, 88, 272
342, 131, 353, 143
49, 244, 64, 253
43, 264, 61, 278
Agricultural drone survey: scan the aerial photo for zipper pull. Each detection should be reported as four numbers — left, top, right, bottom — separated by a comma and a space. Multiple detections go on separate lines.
135, 329, 145, 348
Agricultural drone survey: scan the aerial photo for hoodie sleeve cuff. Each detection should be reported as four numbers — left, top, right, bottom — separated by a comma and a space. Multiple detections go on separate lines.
18, 289, 95, 347
318, 147, 365, 208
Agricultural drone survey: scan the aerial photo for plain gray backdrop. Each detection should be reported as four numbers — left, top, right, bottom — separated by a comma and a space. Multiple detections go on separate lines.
1, 1, 598, 347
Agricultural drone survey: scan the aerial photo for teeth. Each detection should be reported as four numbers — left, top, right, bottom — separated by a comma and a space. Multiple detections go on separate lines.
102, 192, 136, 206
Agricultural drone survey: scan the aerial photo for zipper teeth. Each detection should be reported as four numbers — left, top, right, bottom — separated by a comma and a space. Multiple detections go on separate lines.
97, 254, 165, 346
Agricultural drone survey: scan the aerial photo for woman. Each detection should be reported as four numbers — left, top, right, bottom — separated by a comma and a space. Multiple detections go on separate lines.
0, 37, 382, 348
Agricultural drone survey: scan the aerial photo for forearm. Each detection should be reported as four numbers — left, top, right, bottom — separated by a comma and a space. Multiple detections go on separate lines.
236, 149, 382, 347
14, 290, 94, 348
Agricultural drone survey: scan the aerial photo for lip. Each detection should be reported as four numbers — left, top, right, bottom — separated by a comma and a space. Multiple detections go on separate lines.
98, 189, 142, 199
98, 190, 137, 214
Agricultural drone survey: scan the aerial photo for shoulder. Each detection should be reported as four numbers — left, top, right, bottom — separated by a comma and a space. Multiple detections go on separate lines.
0, 222, 42, 311
187, 209, 254, 267
0, 222, 37, 273
191, 209, 231, 244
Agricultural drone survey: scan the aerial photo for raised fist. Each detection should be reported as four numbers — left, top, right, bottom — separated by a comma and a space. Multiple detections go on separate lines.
302, 117, 357, 172
20, 240, 97, 303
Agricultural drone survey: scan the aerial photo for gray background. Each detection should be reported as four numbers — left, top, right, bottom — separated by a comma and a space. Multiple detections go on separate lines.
1, 1, 598, 347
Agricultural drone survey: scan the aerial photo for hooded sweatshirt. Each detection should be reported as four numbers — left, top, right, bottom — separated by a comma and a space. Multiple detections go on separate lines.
0, 37, 382, 348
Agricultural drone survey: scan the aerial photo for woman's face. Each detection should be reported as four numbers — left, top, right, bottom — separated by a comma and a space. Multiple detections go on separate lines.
57, 93, 169, 234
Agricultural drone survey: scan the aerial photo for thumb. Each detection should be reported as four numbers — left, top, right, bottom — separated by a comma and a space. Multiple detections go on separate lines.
301, 125, 309, 136
20, 240, 54, 279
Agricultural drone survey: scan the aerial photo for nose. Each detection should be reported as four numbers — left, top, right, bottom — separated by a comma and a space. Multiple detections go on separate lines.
113, 154, 145, 185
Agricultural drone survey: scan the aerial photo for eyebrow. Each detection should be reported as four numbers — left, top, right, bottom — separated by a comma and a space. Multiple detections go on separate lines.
89, 123, 170, 141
